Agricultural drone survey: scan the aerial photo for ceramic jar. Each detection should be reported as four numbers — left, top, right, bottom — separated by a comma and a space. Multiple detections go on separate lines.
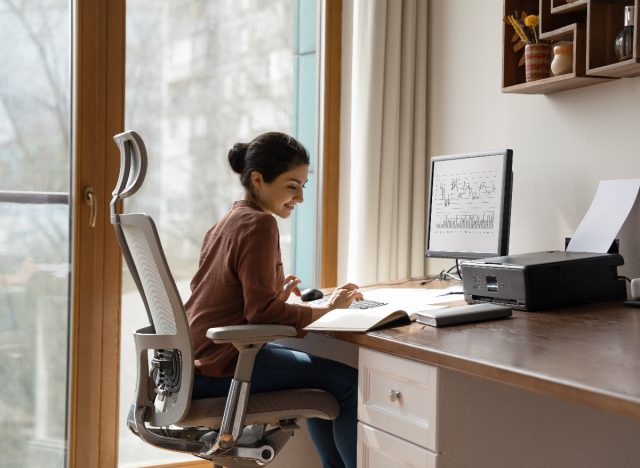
524, 43, 552, 82
551, 43, 573, 76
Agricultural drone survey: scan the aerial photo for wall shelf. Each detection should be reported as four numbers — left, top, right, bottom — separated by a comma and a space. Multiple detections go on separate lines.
503, 0, 639, 94
587, 0, 640, 77
551, 0, 588, 15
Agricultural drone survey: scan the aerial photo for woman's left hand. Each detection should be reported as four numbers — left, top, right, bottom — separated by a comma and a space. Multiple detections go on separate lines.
280, 275, 302, 301
326, 284, 363, 310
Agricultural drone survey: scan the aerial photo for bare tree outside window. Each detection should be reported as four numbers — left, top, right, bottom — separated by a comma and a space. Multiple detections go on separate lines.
0, 1, 71, 467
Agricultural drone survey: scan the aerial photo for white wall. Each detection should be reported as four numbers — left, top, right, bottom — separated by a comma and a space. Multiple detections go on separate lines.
428, 0, 640, 279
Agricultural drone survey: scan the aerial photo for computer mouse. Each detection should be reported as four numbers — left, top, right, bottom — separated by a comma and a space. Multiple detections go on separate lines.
300, 288, 324, 302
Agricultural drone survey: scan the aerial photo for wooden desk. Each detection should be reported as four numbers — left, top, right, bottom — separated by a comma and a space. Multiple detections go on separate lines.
321, 280, 640, 467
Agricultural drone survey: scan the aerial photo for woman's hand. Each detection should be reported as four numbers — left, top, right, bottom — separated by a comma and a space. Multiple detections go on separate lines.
326, 283, 363, 310
307, 283, 362, 321
280, 275, 302, 301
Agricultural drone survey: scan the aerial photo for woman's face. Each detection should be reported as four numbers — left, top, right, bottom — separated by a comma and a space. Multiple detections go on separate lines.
251, 164, 309, 218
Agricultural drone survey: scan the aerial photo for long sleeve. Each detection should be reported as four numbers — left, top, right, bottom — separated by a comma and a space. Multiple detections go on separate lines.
236, 216, 313, 327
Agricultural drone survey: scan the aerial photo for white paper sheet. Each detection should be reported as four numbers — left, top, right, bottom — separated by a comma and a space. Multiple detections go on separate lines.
567, 179, 640, 253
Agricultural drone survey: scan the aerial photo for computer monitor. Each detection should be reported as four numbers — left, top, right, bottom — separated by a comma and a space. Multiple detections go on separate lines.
425, 149, 513, 259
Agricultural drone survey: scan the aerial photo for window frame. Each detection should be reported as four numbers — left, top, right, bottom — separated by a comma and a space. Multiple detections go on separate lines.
319, 0, 341, 288
68, 0, 125, 466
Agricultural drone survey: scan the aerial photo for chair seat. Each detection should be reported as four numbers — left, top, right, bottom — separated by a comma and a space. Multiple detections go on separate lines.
181, 388, 339, 428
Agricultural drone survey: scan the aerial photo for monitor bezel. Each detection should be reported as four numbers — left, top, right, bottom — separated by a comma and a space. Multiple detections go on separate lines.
425, 149, 513, 259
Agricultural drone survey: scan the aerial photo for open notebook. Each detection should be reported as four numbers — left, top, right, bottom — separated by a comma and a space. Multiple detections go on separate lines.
303, 286, 509, 332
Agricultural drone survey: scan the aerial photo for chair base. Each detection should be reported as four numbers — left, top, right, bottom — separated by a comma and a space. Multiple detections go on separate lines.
129, 404, 295, 467
199, 425, 294, 467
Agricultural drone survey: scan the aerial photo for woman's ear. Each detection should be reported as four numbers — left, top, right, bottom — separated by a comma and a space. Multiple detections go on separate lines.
251, 171, 264, 190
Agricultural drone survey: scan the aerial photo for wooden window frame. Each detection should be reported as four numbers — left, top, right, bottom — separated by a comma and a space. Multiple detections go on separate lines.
320, 0, 342, 288
68, 0, 125, 466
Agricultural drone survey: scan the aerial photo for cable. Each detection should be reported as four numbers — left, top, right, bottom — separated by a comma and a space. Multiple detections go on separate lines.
421, 263, 461, 284
421, 272, 445, 285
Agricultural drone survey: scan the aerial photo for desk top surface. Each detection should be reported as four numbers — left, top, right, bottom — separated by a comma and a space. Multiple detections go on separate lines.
327, 280, 640, 421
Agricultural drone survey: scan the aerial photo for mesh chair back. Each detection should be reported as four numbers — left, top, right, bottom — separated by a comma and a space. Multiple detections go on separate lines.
111, 130, 193, 427
120, 220, 177, 335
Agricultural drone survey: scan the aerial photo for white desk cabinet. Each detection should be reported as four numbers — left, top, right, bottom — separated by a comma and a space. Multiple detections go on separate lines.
356, 346, 640, 468
357, 348, 439, 467
357, 422, 437, 468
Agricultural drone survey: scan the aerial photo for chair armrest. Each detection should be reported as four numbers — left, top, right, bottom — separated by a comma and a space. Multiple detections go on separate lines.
206, 324, 297, 344
203, 324, 298, 450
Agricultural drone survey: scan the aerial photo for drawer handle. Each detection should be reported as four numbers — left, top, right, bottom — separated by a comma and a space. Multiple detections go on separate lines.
388, 389, 401, 402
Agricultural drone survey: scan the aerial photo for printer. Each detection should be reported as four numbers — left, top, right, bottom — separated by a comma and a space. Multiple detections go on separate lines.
460, 251, 626, 311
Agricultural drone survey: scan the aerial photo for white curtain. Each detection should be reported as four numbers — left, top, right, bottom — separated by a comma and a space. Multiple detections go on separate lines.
339, 0, 427, 284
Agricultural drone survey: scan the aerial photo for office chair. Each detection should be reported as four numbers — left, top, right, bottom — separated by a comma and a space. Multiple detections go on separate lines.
111, 130, 339, 467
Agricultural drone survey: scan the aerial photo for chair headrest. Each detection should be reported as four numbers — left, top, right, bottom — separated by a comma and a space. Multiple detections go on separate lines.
111, 130, 148, 218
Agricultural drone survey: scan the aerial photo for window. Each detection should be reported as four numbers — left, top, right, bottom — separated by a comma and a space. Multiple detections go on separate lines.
0, 1, 72, 467
119, 1, 320, 464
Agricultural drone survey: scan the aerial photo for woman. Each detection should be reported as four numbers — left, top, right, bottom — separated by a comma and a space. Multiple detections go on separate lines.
185, 131, 361, 468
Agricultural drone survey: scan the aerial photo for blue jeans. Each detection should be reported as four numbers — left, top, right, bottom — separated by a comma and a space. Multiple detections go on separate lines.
192, 343, 357, 468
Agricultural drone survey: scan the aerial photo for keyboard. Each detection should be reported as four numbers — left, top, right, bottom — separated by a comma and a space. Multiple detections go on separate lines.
309, 298, 388, 310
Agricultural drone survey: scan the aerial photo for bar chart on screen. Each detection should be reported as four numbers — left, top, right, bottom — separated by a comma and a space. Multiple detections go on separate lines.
434, 211, 495, 230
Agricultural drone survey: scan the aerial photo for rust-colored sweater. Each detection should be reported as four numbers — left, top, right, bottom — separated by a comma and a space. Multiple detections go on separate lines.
185, 200, 313, 377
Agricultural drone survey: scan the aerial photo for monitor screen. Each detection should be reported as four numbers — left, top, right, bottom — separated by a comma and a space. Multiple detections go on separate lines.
425, 149, 513, 259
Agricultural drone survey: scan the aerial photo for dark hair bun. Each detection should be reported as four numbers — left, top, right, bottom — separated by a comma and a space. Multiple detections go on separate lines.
228, 142, 249, 174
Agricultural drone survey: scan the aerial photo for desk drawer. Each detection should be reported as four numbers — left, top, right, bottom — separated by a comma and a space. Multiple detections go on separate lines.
358, 422, 438, 468
358, 348, 438, 450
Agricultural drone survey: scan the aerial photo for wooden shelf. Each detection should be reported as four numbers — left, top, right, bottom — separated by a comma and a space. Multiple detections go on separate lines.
551, 0, 588, 14
587, 0, 640, 77
502, 73, 610, 94
502, 0, 639, 94
588, 57, 640, 76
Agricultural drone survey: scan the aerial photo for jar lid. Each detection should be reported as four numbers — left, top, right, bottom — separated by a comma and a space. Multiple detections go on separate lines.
553, 43, 573, 54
